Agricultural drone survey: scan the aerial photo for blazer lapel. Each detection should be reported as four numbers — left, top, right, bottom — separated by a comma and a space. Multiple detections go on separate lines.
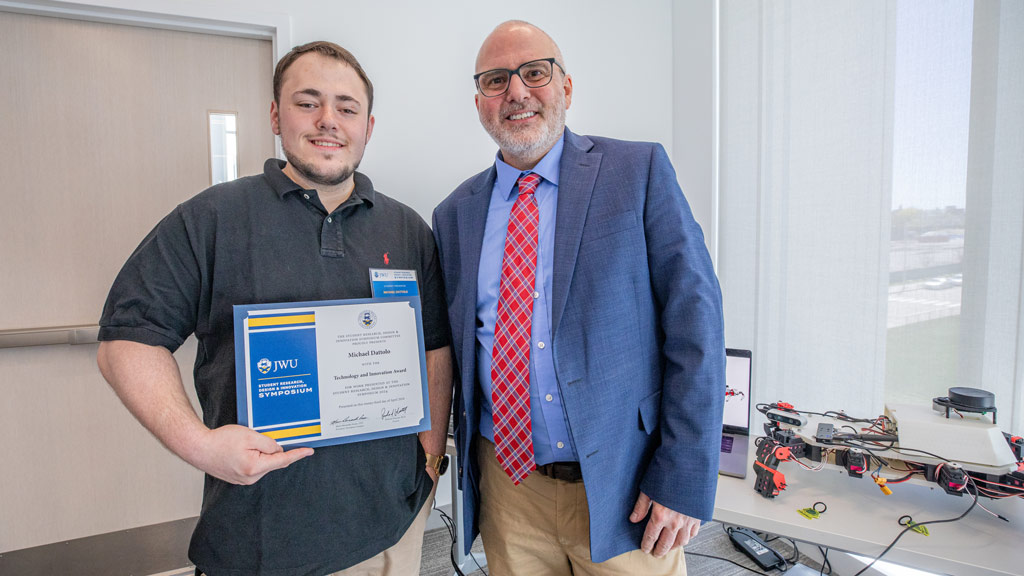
551, 130, 601, 338
455, 167, 496, 393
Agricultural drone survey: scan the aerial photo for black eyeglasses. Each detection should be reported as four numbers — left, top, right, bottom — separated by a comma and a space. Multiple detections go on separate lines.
474, 58, 566, 98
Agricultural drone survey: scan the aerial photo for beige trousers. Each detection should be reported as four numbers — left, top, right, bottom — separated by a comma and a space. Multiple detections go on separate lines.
330, 480, 437, 576
199, 481, 436, 576
477, 439, 686, 576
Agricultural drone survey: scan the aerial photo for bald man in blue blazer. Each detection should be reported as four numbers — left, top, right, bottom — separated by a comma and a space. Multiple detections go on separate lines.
432, 21, 725, 575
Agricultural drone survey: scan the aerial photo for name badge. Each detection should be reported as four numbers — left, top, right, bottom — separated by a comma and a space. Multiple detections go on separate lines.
370, 268, 419, 297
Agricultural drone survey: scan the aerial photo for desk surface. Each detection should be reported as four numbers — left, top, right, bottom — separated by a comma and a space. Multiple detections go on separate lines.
713, 438, 1024, 576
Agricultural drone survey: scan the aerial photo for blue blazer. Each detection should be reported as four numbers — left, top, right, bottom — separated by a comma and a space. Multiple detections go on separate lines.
432, 128, 725, 562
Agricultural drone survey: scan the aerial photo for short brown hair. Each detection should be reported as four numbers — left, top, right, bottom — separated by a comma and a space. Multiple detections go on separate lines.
273, 41, 374, 114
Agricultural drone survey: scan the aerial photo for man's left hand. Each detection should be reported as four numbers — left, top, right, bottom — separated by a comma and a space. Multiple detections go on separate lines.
629, 491, 700, 557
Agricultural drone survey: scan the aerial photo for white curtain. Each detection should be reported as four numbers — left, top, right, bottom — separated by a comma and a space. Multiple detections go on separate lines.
960, 0, 1024, 434
718, 0, 1024, 434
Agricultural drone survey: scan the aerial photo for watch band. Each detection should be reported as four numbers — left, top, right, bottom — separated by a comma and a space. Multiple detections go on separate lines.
426, 452, 449, 476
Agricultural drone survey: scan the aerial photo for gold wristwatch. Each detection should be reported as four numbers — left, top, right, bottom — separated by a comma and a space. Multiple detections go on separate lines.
426, 452, 450, 476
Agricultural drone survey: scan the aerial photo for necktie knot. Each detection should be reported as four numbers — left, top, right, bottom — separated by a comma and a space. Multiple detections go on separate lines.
517, 172, 541, 197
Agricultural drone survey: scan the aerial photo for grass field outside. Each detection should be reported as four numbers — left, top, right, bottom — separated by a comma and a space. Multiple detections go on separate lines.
885, 315, 960, 407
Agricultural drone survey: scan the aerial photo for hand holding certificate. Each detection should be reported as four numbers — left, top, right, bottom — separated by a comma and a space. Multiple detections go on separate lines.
233, 297, 430, 448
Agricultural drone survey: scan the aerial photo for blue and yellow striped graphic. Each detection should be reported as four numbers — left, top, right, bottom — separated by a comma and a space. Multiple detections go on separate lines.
258, 422, 322, 442
247, 312, 315, 331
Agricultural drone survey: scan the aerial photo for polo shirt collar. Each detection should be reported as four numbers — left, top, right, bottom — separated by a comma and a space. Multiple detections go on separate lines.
263, 158, 376, 207
494, 133, 564, 201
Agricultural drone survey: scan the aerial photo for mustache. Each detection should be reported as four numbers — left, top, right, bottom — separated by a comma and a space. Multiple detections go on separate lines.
500, 103, 541, 117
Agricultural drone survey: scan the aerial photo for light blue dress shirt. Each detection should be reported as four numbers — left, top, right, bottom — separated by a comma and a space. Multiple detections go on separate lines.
476, 135, 577, 464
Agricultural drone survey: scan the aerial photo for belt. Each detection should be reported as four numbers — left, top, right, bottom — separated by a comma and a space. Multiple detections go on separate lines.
535, 461, 583, 483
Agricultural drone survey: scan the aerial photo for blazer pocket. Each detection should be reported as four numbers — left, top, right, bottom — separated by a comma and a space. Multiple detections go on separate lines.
582, 209, 638, 244
638, 389, 662, 435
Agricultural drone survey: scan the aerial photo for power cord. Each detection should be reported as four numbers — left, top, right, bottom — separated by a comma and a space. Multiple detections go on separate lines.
435, 505, 487, 576
686, 551, 775, 575
762, 532, 800, 564
852, 477, 980, 576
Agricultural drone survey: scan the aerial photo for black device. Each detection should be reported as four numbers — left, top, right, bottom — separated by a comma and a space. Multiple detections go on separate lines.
814, 422, 835, 442
839, 448, 867, 478
936, 462, 967, 495
766, 408, 807, 427
729, 527, 786, 570
934, 386, 998, 423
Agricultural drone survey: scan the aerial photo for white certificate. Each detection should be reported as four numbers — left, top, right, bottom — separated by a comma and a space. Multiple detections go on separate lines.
232, 297, 430, 447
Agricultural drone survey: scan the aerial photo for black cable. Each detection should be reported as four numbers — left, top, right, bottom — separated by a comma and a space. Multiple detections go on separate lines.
852, 478, 980, 576
436, 508, 470, 576
762, 532, 800, 563
828, 440, 891, 457
439, 506, 488, 576
686, 551, 775, 575
885, 470, 920, 483
788, 539, 800, 564
883, 445, 952, 462
468, 550, 488, 576
757, 403, 894, 428
817, 547, 830, 575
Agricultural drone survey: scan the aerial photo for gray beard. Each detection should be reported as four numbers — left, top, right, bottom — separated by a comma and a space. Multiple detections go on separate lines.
485, 105, 566, 164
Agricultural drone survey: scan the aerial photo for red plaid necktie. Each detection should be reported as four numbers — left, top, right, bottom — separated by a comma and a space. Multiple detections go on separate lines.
492, 172, 541, 484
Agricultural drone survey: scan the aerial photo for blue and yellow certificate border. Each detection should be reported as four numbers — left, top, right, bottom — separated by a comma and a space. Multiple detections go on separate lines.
232, 296, 430, 449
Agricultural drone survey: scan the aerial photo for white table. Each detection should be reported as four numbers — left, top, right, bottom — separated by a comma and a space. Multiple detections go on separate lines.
713, 438, 1024, 575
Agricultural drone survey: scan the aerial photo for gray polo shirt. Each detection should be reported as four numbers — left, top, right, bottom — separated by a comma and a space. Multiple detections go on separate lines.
100, 159, 449, 576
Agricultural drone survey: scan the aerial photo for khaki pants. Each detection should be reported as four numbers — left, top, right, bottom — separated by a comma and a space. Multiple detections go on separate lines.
330, 480, 437, 576
477, 439, 686, 576
202, 482, 436, 576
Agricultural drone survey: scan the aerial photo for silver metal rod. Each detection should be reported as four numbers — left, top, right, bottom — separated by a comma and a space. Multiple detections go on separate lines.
0, 325, 100, 349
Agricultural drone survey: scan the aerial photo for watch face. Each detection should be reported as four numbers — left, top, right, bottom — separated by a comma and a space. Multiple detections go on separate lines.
438, 454, 450, 476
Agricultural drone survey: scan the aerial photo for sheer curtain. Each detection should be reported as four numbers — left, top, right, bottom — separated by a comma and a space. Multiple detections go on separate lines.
718, 0, 1024, 434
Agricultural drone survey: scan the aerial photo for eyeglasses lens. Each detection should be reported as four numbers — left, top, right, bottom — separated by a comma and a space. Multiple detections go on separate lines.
478, 60, 554, 97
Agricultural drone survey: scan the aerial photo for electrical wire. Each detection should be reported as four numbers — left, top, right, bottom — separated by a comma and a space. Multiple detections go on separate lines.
685, 551, 775, 575
817, 546, 831, 575
974, 497, 1010, 521
852, 477, 980, 576
758, 403, 882, 425
970, 475, 1024, 496
435, 505, 489, 576
761, 532, 800, 563
882, 445, 951, 462
435, 507, 468, 576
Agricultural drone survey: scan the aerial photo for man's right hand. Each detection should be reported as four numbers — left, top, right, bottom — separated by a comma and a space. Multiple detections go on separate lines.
190, 424, 314, 485
97, 340, 313, 486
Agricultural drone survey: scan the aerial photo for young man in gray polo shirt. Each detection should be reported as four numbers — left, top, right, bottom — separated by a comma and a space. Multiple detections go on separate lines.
97, 41, 453, 576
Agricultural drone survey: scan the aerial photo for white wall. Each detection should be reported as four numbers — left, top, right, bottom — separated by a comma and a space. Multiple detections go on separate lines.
3, 0, 716, 551
672, 0, 718, 260
48, 0, 678, 221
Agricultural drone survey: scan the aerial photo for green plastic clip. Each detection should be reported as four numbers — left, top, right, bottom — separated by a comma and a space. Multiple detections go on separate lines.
797, 507, 820, 520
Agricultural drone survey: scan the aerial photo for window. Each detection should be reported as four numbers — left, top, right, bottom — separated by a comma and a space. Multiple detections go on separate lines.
719, 0, 1024, 433
884, 1, 973, 407
209, 112, 238, 186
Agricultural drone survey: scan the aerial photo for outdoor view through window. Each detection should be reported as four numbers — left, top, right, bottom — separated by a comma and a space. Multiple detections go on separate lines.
886, 1, 973, 406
